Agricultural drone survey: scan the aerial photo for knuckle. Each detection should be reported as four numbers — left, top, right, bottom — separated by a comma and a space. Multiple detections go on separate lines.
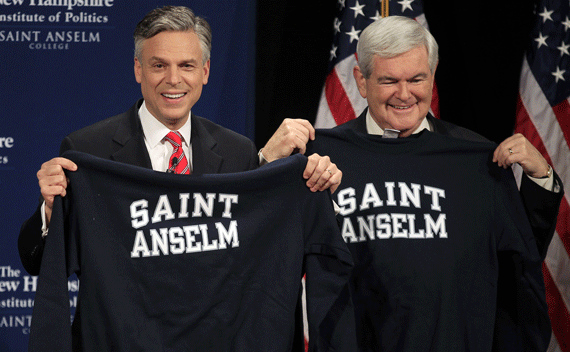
315, 163, 327, 172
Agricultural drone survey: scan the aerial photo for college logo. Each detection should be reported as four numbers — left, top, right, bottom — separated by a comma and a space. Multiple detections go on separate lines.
0, 0, 113, 50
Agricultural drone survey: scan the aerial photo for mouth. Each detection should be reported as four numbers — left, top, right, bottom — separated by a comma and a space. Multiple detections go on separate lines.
162, 93, 186, 99
388, 103, 415, 110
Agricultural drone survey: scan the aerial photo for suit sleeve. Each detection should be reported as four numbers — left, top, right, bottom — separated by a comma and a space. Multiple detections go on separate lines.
245, 138, 259, 171
18, 203, 46, 275
17, 136, 81, 275
519, 171, 564, 260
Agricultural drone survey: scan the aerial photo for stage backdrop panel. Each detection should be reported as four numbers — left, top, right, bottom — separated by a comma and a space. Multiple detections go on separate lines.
0, 1, 256, 350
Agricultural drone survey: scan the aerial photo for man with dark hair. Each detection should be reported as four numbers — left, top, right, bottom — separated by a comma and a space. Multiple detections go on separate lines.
19, 5, 342, 275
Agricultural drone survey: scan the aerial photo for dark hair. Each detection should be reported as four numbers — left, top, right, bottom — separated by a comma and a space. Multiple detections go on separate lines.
133, 6, 212, 64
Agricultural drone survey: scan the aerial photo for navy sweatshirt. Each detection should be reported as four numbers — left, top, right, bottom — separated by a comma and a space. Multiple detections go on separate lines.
28, 152, 356, 352
307, 129, 549, 352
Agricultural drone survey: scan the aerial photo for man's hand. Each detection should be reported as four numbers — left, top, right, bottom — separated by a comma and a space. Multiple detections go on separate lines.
37, 157, 77, 225
493, 133, 550, 178
261, 119, 315, 162
304, 154, 342, 193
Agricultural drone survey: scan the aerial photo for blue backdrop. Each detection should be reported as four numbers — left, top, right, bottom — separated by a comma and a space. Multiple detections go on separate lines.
0, 1, 256, 350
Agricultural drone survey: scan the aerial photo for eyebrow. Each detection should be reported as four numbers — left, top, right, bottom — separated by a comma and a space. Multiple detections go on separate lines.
148, 56, 199, 65
377, 73, 429, 82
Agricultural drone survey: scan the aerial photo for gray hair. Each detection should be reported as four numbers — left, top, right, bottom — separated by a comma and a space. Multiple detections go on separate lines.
133, 6, 212, 64
357, 16, 438, 78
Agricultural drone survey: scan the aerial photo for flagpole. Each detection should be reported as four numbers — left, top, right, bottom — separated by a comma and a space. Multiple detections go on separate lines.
381, 0, 389, 17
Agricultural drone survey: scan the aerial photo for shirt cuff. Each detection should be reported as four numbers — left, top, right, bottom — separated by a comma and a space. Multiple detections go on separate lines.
40, 201, 49, 238
258, 149, 269, 166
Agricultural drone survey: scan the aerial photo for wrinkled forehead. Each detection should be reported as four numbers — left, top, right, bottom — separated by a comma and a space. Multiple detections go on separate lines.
370, 47, 432, 79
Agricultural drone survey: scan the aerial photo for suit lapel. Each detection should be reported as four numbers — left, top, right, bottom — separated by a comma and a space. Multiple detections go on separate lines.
110, 100, 153, 169
353, 109, 368, 133
105, 101, 224, 173
190, 114, 223, 174
426, 113, 450, 136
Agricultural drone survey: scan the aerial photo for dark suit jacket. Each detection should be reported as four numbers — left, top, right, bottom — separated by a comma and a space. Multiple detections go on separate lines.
337, 108, 563, 352
19, 99, 259, 275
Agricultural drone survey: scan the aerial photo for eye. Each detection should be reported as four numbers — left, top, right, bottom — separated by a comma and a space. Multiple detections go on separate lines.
409, 75, 428, 84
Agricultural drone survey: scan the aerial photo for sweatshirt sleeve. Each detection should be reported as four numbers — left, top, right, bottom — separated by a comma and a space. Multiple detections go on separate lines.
28, 195, 73, 352
302, 188, 357, 352
492, 165, 551, 352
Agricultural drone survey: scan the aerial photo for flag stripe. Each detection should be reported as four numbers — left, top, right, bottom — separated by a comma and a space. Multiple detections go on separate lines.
553, 98, 570, 149
554, 199, 570, 260
332, 54, 369, 121
544, 265, 570, 352
548, 337, 563, 352
325, 68, 357, 126
316, 87, 338, 128
430, 82, 440, 119
546, 232, 570, 322
545, 232, 570, 352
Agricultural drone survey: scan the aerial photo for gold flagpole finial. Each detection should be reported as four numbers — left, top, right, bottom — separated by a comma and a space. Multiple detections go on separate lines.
381, 0, 389, 17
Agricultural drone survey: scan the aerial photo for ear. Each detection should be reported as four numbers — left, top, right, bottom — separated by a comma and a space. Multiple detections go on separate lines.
430, 62, 438, 87
134, 57, 142, 84
353, 65, 367, 99
202, 59, 210, 85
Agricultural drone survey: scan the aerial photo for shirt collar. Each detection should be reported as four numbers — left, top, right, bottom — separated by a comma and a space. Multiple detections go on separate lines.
365, 109, 431, 136
138, 101, 192, 147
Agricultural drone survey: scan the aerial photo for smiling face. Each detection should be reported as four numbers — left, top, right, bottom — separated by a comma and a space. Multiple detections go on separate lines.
354, 46, 435, 137
134, 30, 210, 130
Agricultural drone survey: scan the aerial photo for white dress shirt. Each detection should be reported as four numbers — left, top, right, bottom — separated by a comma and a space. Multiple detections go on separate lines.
139, 101, 192, 172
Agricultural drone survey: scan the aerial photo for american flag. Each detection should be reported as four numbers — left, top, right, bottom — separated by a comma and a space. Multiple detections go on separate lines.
516, 1, 570, 351
315, 0, 439, 128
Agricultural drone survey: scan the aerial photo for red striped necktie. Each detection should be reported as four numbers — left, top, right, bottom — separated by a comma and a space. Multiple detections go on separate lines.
164, 131, 191, 174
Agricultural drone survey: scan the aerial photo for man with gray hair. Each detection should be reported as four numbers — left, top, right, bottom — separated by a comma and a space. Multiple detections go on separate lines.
351, 16, 558, 186
349, 15, 561, 256
305, 15, 562, 352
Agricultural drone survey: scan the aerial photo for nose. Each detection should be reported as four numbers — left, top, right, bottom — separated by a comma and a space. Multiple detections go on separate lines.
166, 67, 181, 86
395, 82, 411, 101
